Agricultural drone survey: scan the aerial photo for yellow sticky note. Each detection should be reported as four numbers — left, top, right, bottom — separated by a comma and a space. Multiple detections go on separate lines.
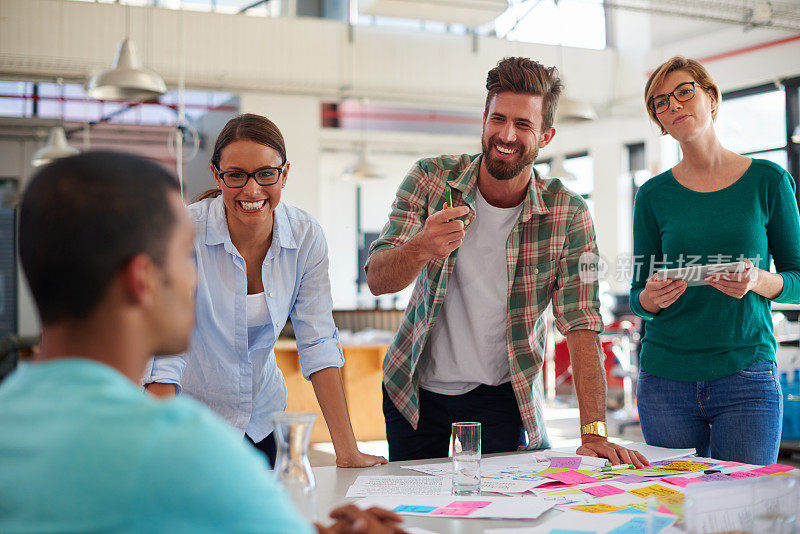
628, 484, 682, 499
625, 502, 649, 511
655, 493, 685, 505
660, 462, 708, 472
571, 504, 623, 513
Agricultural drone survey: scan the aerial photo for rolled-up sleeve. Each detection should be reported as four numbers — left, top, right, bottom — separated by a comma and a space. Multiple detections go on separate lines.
552, 202, 603, 335
142, 355, 187, 394
290, 227, 344, 379
366, 160, 429, 265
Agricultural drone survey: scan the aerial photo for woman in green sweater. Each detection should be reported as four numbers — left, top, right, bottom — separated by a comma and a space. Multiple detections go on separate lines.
630, 56, 800, 464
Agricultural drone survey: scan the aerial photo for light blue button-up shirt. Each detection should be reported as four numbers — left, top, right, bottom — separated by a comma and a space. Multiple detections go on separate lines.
145, 197, 343, 442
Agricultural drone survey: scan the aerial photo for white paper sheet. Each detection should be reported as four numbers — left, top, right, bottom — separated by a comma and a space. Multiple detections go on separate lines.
355, 495, 555, 520
550, 441, 696, 464
345, 475, 450, 497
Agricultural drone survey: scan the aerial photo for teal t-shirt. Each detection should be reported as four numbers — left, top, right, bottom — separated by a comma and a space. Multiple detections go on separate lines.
0, 359, 315, 534
630, 159, 800, 381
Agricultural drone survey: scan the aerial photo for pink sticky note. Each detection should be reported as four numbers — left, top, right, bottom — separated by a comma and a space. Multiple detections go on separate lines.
581, 484, 626, 497
661, 476, 703, 488
658, 506, 676, 515
613, 475, 652, 484
716, 461, 747, 467
752, 463, 795, 475
431, 507, 474, 516
446, 501, 491, 509
549, 457, 582, 469
544, 471, 599, 485
728, 470, 761, 479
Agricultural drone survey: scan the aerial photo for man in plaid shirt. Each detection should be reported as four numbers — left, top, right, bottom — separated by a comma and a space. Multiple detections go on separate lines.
366, 57, 647, 466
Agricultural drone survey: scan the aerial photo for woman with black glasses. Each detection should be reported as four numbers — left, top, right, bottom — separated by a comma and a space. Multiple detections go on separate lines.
144, 114, 386, 469
630, 57, 800, 464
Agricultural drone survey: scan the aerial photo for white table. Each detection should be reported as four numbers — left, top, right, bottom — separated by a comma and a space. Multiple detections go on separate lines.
313, 452, 573, 533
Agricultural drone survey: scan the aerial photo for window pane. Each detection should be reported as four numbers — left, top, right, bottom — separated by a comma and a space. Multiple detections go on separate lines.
562, 154, 593, 196
748, 149, 788, 170
494, 0, 605, 50
716, 89, 786, 154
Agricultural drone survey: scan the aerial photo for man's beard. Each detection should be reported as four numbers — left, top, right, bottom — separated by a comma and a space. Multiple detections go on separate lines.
481, 134, 538, 181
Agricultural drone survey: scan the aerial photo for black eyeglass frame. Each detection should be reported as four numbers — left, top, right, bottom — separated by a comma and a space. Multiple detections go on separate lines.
212, 163, 286, 188
649, 81, 699, 115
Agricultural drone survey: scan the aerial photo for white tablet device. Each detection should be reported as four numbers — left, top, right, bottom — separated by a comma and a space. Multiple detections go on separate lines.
656, 261, 748, 287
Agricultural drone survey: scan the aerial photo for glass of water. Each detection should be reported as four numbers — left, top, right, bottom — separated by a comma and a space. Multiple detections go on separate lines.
451, 422, 481, 496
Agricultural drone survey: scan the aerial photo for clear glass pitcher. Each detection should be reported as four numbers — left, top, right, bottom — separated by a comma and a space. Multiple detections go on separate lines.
270, 412, 317, 521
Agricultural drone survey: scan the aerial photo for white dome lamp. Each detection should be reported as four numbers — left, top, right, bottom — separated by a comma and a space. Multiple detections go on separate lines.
346, 145, 385, 180
31, 127, 80, 167
86, 6, 165, 102
86, 37, 166, 101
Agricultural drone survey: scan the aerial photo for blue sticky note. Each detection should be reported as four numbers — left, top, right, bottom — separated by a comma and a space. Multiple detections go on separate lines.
393, 505, 437, 513
607, 516, 674, 534
611, 508, 647, 514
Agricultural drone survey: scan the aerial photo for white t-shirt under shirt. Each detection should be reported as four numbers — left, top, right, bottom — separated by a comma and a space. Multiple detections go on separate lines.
418, 187, 523, 395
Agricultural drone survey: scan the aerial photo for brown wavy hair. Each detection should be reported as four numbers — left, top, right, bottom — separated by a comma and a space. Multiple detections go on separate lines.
484, 57, 564, 132
194, 113, 287, 202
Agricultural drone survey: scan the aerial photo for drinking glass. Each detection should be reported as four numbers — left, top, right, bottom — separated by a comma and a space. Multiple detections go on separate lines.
451, 421, 481, 496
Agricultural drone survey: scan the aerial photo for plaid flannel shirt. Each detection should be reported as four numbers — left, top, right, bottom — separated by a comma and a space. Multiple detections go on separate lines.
367, 153, 603, 449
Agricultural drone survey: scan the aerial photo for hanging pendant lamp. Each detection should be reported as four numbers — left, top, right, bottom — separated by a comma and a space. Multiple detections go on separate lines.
31, 127, 79, 167
86, 38, 166, 101
345, 145, 385, 180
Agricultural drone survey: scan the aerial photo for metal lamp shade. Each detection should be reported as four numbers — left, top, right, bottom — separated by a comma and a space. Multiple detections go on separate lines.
556, 96, 598, 123
346, 147, 385, 180
31, 127, 79, 167
87, 39, 166, 101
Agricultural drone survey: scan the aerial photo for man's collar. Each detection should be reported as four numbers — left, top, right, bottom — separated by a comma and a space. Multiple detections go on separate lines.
447, 154, 549, 221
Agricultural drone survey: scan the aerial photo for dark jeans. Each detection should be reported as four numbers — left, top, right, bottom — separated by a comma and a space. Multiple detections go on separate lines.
637, 360, 782, 465
245, 432, 277, 468
383, 382, 526, 462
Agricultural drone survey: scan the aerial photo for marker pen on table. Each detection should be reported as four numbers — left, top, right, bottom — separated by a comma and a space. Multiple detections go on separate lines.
598, 463, 634, 472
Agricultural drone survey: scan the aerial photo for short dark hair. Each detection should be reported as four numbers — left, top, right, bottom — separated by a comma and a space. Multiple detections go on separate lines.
19, 151, 180, 324
485, 57, 564, 131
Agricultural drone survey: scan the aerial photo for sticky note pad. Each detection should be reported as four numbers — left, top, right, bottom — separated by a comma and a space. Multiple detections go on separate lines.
571, 503, 623, 513
612, 474, 652, 484
446, 500, 491, 509
393, 505, 437, 513
698, 473, 731, 482
727, 470, 761, 479
544, 471, 599, 485
660, 462, 709, 472
627, 484, 681, 498
752, 463, 795, 475
581, 484, 626, 497
608, 516, 674, 534
549, 456, 582, 469
611, 507, 646, 514
431, 507, 474, 516
661, 476, 703, 488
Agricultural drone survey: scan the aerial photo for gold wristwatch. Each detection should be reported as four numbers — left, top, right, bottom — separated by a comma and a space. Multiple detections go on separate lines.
580, 421, 608, 438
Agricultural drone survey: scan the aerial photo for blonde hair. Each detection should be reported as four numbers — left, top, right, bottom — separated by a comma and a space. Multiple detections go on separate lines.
644, 56, 721, 135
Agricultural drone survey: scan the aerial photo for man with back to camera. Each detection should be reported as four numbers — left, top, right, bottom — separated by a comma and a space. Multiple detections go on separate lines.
366, 57, 649, 465
0, 151, 405, 534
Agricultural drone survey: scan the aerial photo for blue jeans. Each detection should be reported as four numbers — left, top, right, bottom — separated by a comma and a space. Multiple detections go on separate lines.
637, 360, 782, 465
